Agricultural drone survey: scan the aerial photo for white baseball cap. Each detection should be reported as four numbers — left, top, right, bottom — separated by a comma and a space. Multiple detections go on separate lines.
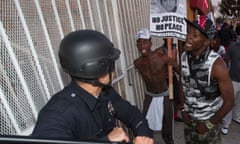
136, 28, 151, 39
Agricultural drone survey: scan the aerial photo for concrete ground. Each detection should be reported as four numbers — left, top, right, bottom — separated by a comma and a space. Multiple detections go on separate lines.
153, 120, 240, 144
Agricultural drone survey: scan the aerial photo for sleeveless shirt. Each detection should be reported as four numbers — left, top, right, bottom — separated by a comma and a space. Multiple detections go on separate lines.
181, 48, 223, 120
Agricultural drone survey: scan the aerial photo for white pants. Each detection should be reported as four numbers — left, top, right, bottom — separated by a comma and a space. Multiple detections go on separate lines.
222, 81, 240, 127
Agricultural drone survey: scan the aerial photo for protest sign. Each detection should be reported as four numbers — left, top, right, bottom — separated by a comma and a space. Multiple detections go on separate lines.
150, 0, 187, 40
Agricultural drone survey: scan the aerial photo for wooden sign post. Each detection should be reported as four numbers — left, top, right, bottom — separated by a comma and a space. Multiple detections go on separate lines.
167, 38, 174, 100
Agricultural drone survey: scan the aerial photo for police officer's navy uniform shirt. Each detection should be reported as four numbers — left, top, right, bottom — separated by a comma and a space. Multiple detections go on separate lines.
32, 80, 152, 141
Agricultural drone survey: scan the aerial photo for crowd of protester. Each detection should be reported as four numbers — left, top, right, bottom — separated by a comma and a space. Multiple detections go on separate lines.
215, 21, 240, 135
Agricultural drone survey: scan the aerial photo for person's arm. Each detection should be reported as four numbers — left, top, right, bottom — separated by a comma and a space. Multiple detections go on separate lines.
107, 88, 153, 144
172, 47, 180, 74
32, 105, 111, 142
31, 109, 73, 138
209, 57, 234, 125
196, 57, 234, 134
178, 63, 193, 125
159, 43, 180, 74
108, 88, 153, 138
133, 58, 140, 70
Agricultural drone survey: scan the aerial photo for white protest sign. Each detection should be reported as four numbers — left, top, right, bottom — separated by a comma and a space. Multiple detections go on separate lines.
150, 0, 187, 40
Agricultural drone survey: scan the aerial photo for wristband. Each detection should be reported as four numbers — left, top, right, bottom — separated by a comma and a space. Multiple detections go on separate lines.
205, 120, 215, 129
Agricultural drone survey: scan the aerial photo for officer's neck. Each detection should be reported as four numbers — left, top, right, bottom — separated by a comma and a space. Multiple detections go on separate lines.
76, 81, 102, 97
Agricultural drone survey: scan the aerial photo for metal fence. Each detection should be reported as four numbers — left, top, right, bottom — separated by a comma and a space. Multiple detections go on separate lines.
0, 0, 163, 135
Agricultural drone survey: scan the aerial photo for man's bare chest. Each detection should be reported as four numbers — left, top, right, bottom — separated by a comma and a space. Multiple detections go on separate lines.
137, 58, 167, 75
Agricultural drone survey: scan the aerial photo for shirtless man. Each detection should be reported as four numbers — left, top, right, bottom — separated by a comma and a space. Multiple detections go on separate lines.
134, 28, 178, 144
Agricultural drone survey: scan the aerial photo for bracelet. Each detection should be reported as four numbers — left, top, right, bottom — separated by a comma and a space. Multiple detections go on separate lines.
205, 120, 215, 129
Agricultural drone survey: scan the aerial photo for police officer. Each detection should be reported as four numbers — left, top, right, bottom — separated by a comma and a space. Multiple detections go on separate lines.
31, 30, 153, 144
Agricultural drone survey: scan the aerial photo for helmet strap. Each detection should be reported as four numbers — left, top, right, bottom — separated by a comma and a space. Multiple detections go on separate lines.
74, 74, 112, 89
73, 62, 115, 89
76, 78, 110, 88
92, 63, 114, 88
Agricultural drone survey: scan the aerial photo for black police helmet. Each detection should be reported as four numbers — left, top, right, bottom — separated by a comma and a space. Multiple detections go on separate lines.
59, 30, 120, 79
